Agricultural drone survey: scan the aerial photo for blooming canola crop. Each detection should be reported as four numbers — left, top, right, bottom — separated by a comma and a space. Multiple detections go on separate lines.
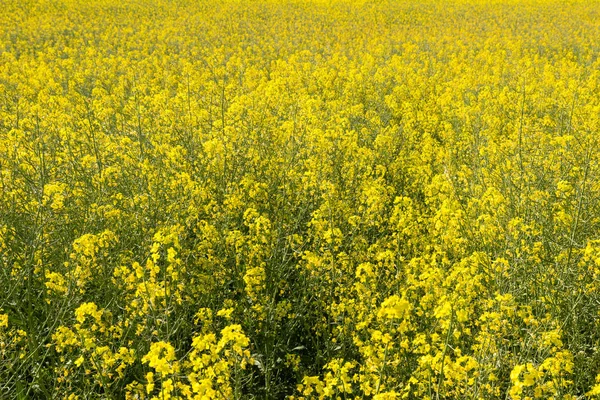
1, 0, 600, 398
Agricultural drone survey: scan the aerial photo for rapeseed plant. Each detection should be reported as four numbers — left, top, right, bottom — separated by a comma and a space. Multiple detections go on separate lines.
1, 0, 600, 398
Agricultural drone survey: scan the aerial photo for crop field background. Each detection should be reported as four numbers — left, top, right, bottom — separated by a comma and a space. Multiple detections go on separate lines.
1, 0, 600, 398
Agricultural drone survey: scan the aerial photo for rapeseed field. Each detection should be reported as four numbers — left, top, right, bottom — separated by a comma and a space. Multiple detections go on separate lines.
1, 0, 600, 398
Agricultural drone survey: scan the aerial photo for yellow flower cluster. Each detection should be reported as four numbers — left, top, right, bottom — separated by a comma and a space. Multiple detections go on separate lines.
0, 312, 28, 381
135, 324, 252, 400
1, 0, 600, 398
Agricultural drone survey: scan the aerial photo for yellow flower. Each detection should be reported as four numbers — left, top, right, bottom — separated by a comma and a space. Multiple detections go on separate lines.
142, 341, 177, 375
377, 295, 411, 320
0, 313, 8, 328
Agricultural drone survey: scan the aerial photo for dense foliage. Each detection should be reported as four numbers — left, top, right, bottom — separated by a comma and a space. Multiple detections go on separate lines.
1, 0, 600, 398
